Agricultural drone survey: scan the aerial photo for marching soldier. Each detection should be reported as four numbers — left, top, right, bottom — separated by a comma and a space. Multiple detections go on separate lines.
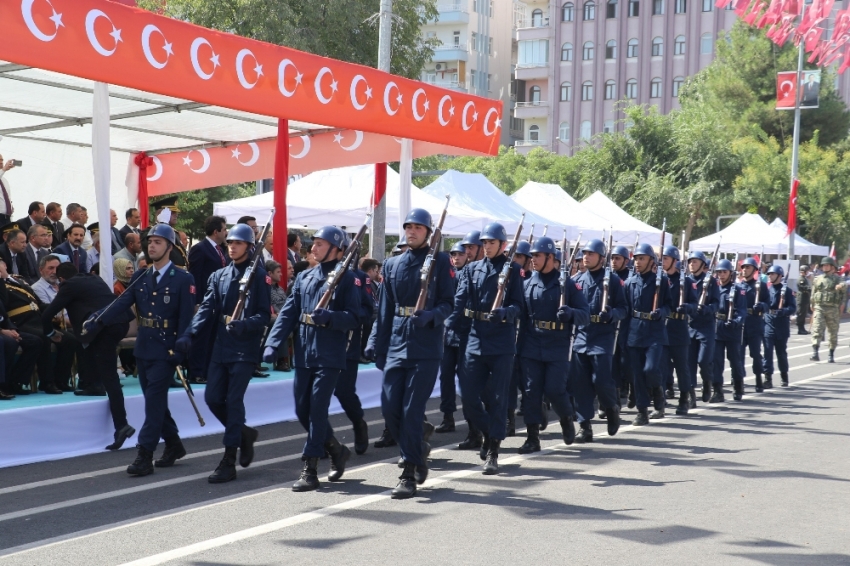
449, 222, 524, 475
739, 258, 770, 391
365, 209, 454, 498
661, 245, 698, 415
764, 265, 796, 387
264, 226, 359, 492
809, 257, 845, 362
142, 197, 188, 269
435, 241, 468, 434
178, 224, 270, 483
712, 259, 746, 401
610, 245, 633, 406
687, 251, 720, 406
507, 240, 533, 436
796, 265, 811, 334
517, 236, 590, 453
89, 223, 195, 475
572, 239, 624, 441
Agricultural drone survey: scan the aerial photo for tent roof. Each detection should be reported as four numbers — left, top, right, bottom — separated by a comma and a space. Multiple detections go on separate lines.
213, 165, 488, 237
510, 182, 608, 241
581, 191, 671, 245
689, 213, 812, 255
769, 218, 830, 256
421, 171, 552, 238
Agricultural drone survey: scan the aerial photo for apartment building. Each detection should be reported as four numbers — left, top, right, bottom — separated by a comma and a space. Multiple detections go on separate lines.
420, 0, 516, 145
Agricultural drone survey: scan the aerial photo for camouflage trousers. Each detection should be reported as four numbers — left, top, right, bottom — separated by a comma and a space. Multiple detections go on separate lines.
811, 306, 840, 350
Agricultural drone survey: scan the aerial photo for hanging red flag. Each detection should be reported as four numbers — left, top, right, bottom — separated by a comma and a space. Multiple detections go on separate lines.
786, 178, 799, 236
804, 26, 825, 51
830, 242, 836, 259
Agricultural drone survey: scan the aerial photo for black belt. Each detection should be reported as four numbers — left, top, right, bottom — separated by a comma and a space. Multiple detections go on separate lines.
464, 308, 505, 323
667, 313, 688, 320
531, 319, 567, 331
769, 309, 781, 315
716, 313, 728, 321
589, 314, 602, 323
299, 313, 318, 326
746, 308, 763, 316
632, 310, 653, 320
139, 317, 171, 329
395, 306, 416, 317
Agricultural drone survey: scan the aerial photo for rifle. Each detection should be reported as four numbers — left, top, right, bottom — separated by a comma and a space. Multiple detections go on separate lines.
753, 246, 764, 306
699, 238, 722, 307
778, 270, 789, 309
560, 228, 579, 361
541, 224, 549, 237
601, 227, 614, 313
414, 196, 450, 311
631, 235, 640, 276
527, 223, 535, 246
652, 219, 667, 311
174, 362, 205, 426
567, 233, 582, 278
315, 212, 372, 311
491, 214, 525, 312
728, 252, 739, 321
230, 210, 275, 322
680, 230, 687, 308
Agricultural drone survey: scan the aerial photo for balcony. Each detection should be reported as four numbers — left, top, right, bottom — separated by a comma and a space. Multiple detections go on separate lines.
424, 80, 468, 93
432, 1, 470, 24
515, 62, 550, 80
515, 139, 550, 154
514, 100, 549, 119
432, 45, 469, 62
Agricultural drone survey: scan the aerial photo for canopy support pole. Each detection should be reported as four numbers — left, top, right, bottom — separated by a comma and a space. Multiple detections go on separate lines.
398, 139, 413, 236
92, 81, 113, 286
273, 119, 289, 288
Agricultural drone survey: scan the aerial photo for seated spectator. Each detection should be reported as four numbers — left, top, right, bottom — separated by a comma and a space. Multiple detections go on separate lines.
55, 223, 89, 273
0, 299, 40, 399
0, 225, 37, 282
87, 223, 101, 274
15, 201, 46, 235
25, 224, 52, 282
113, 258, 134, 295
113, 232, 141, 271
42, 202, 65, 248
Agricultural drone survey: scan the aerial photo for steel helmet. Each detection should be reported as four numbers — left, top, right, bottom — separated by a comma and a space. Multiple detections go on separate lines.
530, 236, 557, 255
515, 241, 532, 257
634, 242, 656, 257
741, 257, 759, 269
821, 256, 837, 267
461, 230, 482, 247
403, 208, 432, 230
555, 249, 563, 262
582, 239, 606, 256
481, 223, 508, 242
313, 226, 346, 250
574, 250, 583, 260
612, 245, 631, 259
715, 259, 734, 272
147, 223, 176, 246
767, 264, 784, 276
450, 241, 466, 254
226, 223, 256, 245
662, 245, 680, 260
688, 251, 708, 266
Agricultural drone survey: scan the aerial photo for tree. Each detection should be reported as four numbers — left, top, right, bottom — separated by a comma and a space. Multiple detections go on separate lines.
154, 183, 255, 240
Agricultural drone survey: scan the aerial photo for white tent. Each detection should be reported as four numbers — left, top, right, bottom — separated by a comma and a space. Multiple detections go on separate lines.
581, 191, 672, 246
213, 165, 488, 237
510, 181, 607, 241
769, 218, 830, 256
421, 171, 552, 239
689, 213, 802, 255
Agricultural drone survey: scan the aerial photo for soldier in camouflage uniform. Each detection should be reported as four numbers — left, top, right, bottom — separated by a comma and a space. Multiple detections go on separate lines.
809, 257, 845, 363
796, 266, 811, 335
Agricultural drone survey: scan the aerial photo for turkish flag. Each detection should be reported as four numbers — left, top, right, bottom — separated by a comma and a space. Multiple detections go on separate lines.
776, 71, 798, 108
786, 178, 799, 236
830, 242, 836, 258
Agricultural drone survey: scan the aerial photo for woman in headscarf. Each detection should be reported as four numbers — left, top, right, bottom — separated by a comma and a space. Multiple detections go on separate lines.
113, 257, 135, 296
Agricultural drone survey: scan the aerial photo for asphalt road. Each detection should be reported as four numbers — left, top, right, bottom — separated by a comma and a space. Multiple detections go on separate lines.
2, 329, 850, 565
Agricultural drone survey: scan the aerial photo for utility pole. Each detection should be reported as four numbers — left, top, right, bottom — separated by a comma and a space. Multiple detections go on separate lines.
788, 0, 807, 259
370, 0, 393, 261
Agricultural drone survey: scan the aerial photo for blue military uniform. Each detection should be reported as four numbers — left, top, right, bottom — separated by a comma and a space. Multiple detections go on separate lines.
507, 250, 533, 430
688, 263, 720, 403
740, 275, 770, 389
764, 277, 796, 386
713, 276, 747, 400
664, 267, 699, 411
613, 265, 634, 402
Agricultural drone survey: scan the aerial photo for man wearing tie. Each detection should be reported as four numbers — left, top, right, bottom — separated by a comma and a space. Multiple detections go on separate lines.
15, 201, 46, 235
0, 225, 36, 282
25, 224, 52, 284
0, 155, 17, 227
54, 224, 88, 273
187, 215, 228, 384
119, 208, 141, 240
42, 202, 65, 248
287, 233, 301, 267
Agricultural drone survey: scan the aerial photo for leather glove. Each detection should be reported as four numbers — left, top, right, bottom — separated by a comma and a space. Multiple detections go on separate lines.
262, 346, 278, 364
650, 309, 662, 321
724, 320, 734, 329
489, 308, 508, 323
676, 304, 688, 315
598, 306, 612, 323
174, 335, 192, 354
311, 308, 332, 326
363, 345, 376, 361
375, 355, 386, 371
411, 309, 435, 328
556, 305, 573, 323
166, 349, 185, 366
696, 304, 705, 315
226, 320, 247, 336
753, 303, 765, 314
82, 316, 102, 336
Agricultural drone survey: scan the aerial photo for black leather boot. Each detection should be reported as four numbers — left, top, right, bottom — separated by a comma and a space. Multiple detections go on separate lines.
292, 457, 320, 492
239, 426, 259, 467
632, 409, 649, 426
689, 389, 698, 409
483, 439, 500, 475
392, 463, 417, 499
415, 441, 430, 485
540, 403, 549, 431
353, 419, 369, 455
755, 374, 764, 393
605, 406, 620, 436
325, 437, 350, 482
649, 387, 665, 419
702, 380, 712, 403
709, 383, 725, 403
106, 424, 136, 451
518, 424, 540, 454
810, 347, 820, 361
733, 379, 744, 401
458, 424, 483, 450
374, 427, 396, 448
781, 372, 789, 387
506, 410, 516, 437
628, 384, 636, 409
562, 414, 578, 444
208, 447, 238, 483
763, 375, 773, 390
127, 446, 154, 476
665, 386, 676, 399
435, 413, 455, 433
829, 349, 835, 363
154, 437, 186, 467
479, 434, 491, 461
575, 421, 593, 443
676, 390, 690, 415
423, 420, 435, 442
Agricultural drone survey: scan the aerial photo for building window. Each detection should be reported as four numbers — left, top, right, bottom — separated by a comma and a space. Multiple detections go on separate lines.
470, 70, 476, 91
603, 119, 615, 133
530, 85, 542, 102
626, 78, 638, 98
532, 8, 544, 26
604, 80, 617, 99
563, 2, 575, 21
627, 38, 639, 57
471, 32, 477, 51
629, 0, 640, 16
675, 0, 686, 13
672, 76, 684, 97
725, 1, 733, 8
580, 120, 592, 140
559, 122, 571, 141
650, 77, 662, 97
582, 81, 594, 100
584, 1, 596, 20
453, 31, 460, 47
529, 124, 540, 141
487, 73, 492, 91
606, 40, 617, 59
583, 41, 595, 60
653, 0, 663, 14
652, 37, 663, 56
561, 42, 574, 61
489, 37, 493, 55
674, 35, 686, 55
701, 32, 713, 54
518, 39, 550, 66
702, 0, 713, 10
560, 82, 573, 101
607, 0, 618, 18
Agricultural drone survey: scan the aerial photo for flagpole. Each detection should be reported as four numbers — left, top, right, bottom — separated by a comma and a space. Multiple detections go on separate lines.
788, 0, 807, 259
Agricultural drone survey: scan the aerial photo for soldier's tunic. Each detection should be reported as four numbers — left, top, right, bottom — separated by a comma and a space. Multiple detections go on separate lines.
688, 271, 720, 391
810, 272, 845, 350
796, 275, 811, 332
764, 282, 797, 377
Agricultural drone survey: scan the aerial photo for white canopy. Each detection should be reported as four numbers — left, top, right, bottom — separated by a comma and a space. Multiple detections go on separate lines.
421, 171, 552, 239
581, 191, 672, 246
769, 218, 830, 256
213, 165, 488, 237
510, 181, 608, 241
689, 213, 814, 255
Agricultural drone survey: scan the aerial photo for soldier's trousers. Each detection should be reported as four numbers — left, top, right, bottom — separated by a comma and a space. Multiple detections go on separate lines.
713, 339, 743, 385
334, 358, 364, 424
689, 335, 715, 388
293, 367, 339, 458
382, 357, 439, 466
630, 344, 665, 410
763, 334, 789, 376
438, 344, 460, 415
188, 318, 213, 381
462, 353, 513, 440
665, 344, 692, 393
137, 358, 180, 452
811, 307, 840, 349
521, 357, 573, 425
507, 356, 523, 412
797, 295, 810, 331
205, 360, 254, 447
612, 340, 633, 393
743, 325, 765, 376
571, 352, 618, 423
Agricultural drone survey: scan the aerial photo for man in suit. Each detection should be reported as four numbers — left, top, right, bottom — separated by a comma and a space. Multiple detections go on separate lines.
119, 207, 141, 240
113, 232, 142, 271
0, 294, 40, 398
54, 224, 88, 273
42, 202, 65, 248
61, 204, 92, 251
0, 225, 36, 282
186, 215, 228, 384
0, 155, 17, 227
105, 209, 125, 255
801, 73, 820, 107
24, 224, 52, 284
287, 233, 301, 267
15, 201, 46, 235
